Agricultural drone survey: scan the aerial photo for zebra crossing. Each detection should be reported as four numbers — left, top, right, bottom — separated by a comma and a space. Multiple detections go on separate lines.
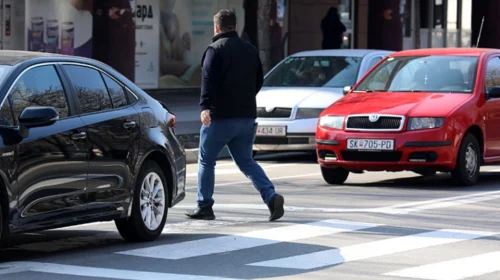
0, 216, 498, 280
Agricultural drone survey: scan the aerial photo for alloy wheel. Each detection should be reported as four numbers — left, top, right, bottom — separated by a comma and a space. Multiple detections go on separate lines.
465, 143, 478, 178
140, 172, 166, 231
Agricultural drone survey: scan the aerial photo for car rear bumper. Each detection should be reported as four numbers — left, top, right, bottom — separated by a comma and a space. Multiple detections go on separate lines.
316, 127, 459, 172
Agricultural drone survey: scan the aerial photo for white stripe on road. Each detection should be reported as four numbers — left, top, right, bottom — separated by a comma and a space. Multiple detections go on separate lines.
6, 217, 261, 253
247, 229, 497, 269
162, 216, 262, 234
116, 219, 380, 260
384, 251, 500, 280
186, 163, 296, 177
0, 262, 238, 280
185, 172, 321, 189
377, 190, 500, 214
177, 190, 500, 214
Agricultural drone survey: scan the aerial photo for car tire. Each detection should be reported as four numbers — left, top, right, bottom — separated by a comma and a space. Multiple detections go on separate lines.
451, 133, 480, 186
115, 160, 169, 242
321, 166, 349, 185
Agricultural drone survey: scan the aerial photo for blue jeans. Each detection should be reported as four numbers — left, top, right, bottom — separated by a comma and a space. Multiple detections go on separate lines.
196, 118, 276, 208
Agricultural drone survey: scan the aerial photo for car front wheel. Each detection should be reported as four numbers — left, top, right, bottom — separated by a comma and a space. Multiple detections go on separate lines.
321, 166, 349, 185
451, 133, 480, 186
115, 160, 169, 242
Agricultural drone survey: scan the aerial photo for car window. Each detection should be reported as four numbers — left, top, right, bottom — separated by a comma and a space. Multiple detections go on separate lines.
1, 65, 69, 126
354, 55, 478, 93
102, 73, 128, 108
263, 56, 362, 88
367, 57, 382, 70
63, 65, 113, 114
485, 57, 500, 93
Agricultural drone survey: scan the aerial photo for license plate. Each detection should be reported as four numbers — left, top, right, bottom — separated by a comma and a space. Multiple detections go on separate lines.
257, 126, 286, 136
347, 139, 394, 150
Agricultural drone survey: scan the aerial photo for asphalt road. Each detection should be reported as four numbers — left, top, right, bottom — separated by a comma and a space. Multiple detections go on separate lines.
1, 152, 500, 280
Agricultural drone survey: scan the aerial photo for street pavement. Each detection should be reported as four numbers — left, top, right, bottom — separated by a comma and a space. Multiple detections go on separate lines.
1, 152, 500, 280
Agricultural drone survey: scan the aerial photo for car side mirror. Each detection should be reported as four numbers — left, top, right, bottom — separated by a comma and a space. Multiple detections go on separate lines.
18, 106, 59, 128
488, 86, 500, 99
343, 86, 352, 95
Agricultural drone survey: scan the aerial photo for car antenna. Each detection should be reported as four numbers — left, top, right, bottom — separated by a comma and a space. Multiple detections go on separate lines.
473, 16, 485, 48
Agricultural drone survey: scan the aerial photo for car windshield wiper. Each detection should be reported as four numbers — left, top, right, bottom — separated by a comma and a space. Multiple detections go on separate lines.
352, 89, 386, 92
393, 90, 422, 92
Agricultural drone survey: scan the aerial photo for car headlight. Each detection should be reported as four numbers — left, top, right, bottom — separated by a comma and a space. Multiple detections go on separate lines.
319, 116, 345, 129
296, 108, 324, 119
408, 117, 445, 130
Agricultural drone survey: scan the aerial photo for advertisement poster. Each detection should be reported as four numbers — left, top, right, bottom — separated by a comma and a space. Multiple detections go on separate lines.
158, 0, 244, 88
25, 0, 92, 58
135, 0, 160, 89
2, 0, 25, 51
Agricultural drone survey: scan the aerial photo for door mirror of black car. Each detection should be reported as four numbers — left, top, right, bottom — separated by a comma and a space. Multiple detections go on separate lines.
343, 86, 352, 95
18, 106, 59, 128
488, 86, 500, 99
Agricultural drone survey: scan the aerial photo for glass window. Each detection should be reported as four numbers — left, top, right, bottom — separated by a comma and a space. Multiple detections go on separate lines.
354, 55, 479, 93
63, 65, 112, 114
367, 57, 382, 70
0, 98, 14, 127
3, 65, 69, 126
127, 89, 139, 103
485, 57, 500, 93
102, 73, 128, 108
263, 56, 362, 88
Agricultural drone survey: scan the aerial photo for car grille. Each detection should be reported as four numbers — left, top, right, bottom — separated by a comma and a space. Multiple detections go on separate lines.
340, 151, 402, 162
346, 115, 403, 130
254, 137, 309, 145
257, 107, 292, 118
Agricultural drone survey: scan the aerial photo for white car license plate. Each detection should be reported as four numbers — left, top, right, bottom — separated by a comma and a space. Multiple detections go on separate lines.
257, 126, 286, 136
347, 139, 394, 150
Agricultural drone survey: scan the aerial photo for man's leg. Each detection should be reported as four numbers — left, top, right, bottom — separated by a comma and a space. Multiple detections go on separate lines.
226, 119, 284, 221
185, 121, 229, 220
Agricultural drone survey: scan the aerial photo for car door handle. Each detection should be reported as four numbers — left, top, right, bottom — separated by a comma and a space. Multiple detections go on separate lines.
123, 121, 137, 129
71, 132, 87, 140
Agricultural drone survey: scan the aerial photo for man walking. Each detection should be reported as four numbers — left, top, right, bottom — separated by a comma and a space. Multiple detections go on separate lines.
185, 9, 285, 222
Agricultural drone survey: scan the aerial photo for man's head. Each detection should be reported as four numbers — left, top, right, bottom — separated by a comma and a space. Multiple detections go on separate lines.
213, 9, 237, 35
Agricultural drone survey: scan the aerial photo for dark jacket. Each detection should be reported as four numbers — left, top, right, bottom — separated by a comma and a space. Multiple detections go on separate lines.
199, 31, 264, 119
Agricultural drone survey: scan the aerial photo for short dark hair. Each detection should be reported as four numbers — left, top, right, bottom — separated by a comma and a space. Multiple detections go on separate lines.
214, 9, 237, 32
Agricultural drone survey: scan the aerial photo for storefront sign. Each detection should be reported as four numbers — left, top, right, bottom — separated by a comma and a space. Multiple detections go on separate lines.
24, 0, 92, 57
135, 0, 160, 89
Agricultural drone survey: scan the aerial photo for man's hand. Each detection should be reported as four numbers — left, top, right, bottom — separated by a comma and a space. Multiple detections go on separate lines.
201, 109, 211, 126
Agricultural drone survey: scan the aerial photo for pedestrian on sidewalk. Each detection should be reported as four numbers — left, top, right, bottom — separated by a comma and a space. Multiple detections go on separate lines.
185, 9, 285, 222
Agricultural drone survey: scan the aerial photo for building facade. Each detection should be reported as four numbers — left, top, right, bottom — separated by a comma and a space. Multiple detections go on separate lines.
0, 0, 495, 92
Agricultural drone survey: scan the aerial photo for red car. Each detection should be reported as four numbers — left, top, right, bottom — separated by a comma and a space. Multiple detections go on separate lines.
316, 48, 500, 186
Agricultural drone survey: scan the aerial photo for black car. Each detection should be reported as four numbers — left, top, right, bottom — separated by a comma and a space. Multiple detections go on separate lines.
0, 51, 186, 245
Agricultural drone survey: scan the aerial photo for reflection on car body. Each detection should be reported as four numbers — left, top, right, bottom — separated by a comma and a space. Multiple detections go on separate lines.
0, 50, 186, 245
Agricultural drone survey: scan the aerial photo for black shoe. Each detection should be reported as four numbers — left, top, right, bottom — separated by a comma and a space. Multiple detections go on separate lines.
185, 206, 216, 220
267, 194, 284, 221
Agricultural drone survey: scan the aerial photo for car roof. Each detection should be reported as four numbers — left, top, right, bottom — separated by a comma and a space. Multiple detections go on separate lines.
0, 50, 70, 65
391, 47, 498, 57
290, 49, 394, 58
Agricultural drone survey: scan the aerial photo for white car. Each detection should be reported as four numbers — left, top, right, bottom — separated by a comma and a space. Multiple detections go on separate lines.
253, 49, 394, 154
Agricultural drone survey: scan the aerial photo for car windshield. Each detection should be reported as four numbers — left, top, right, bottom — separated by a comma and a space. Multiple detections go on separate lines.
263, 56, 362, 87
354, 55, 479, 93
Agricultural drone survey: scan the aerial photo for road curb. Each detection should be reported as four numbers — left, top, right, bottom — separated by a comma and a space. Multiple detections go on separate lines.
185, 146, 231, 164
